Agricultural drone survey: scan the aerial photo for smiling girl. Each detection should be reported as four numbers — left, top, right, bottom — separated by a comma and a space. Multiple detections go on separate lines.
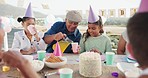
80, 6, 112, 54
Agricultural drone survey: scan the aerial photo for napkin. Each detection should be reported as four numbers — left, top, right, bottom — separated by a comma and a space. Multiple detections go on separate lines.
117, 62, 141, 78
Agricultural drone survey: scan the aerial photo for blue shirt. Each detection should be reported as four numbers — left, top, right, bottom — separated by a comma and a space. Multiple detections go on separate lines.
43, 22, 81, 53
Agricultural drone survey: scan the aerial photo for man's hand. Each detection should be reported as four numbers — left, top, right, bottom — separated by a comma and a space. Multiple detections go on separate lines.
54, 32, 66, 41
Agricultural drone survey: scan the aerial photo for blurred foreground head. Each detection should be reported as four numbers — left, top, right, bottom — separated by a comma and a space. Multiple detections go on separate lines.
127, 0, 148, 67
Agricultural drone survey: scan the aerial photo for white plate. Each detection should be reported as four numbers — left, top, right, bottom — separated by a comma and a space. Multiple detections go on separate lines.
43, 57, 67, 68
31, 60, 44, 72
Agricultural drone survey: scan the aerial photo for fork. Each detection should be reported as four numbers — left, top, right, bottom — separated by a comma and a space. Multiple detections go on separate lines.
44, 72, 58, 78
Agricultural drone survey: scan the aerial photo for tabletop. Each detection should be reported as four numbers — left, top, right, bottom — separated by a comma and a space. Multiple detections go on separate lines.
0, 53, 127, 78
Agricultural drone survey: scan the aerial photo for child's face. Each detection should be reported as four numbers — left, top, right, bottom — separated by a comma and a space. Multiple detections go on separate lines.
22, 18, 35, 33
88, 24, 101, 37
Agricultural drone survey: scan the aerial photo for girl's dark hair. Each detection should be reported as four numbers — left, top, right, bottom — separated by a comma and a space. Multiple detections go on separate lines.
83, 15, 104, 44
17, 17, 35, 23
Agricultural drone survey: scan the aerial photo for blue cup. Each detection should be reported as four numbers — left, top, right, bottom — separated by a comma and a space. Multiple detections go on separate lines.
37, 51, 46, 61
105, 52, 115, 65
59, 68, 73, 78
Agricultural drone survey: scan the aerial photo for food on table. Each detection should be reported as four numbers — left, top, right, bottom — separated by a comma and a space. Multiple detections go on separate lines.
45, 54, 63, 63
31, 60, 44, 72
79, 52, 102, 77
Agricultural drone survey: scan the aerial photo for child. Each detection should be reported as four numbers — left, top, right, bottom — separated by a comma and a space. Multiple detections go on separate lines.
80, 6, 112, 54
127, 0, 148, 77
11, 3, 46, 55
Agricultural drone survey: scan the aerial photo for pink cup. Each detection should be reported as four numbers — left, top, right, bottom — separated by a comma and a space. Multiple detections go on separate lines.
27, 25, 36, 35
71, 42, 78, 53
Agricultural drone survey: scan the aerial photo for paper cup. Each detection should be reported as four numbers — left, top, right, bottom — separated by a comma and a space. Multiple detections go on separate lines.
37, 51, 46, 61
27, 25, 36, 35
71, 42, 78, 53
105, 52, 115, 65
59, 68, 73, 78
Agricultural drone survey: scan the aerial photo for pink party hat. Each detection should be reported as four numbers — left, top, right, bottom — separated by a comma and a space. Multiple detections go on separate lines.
24, 2, 34, 18
53, 42, 62, 56
88, 6, 99, 23
138, 0, 148, 13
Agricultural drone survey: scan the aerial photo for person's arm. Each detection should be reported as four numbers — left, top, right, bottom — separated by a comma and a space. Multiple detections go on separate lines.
1, 50, 39, 78
79, 37, 85, 53
33, 32, 47, 50
139, 75, 148, 78
17, 59, 39, 78
20, 47, 36, 55
117, 35, 126, 55
44, 32, 66, 44
43, 34, 56, 44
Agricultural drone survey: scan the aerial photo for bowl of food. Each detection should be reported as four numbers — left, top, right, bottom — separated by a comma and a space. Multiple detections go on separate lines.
31, 60, 44, 72
43, 54, 67, 68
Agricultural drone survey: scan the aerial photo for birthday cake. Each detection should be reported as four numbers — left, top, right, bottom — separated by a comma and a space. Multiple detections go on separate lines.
79, 52, 102, 77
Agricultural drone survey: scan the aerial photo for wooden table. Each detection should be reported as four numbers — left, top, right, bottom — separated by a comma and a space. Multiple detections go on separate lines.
0, 54, 126, 78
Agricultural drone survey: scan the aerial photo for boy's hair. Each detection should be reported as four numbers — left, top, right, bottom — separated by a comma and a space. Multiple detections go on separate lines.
127, 12, 148, 67
82, 15, 104, 43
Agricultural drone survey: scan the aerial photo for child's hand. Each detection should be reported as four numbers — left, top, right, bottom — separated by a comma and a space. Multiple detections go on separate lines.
28, 46, 36, 54
90, 48, 102, 55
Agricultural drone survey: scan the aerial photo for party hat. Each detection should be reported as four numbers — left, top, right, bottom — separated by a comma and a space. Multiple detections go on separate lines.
24, 2, 34, 18
53, 42, 62, 56
88, 6, 99, 23
138, 0, 148, 13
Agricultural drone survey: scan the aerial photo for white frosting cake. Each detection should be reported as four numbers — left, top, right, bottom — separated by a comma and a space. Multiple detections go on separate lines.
79, 52, 102, 77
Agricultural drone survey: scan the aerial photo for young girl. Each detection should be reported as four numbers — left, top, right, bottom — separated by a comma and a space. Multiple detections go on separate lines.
80, 6, 112, 54
11, 3, 46, 55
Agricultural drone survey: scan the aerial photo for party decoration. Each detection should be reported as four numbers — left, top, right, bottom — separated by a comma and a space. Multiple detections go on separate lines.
88, 6, 99, 23
53, 42, 62, 56
24, 2, 34, 18
138, 0, 148, 13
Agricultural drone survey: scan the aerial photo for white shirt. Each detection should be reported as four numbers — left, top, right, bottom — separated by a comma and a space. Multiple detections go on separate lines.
122, 30, 130, 55
11, 30, 46, 52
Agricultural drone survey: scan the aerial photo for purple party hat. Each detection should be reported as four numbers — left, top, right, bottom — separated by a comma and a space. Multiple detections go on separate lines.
24, 2, 34, 18
88, 6, 99, 23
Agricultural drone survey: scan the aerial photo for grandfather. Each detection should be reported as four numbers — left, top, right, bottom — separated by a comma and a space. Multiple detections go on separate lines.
43, 10, 82, 53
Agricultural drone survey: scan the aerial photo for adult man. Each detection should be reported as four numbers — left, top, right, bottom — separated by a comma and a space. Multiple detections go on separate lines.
43, 10, 82, 53
127, 0, 148, 78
